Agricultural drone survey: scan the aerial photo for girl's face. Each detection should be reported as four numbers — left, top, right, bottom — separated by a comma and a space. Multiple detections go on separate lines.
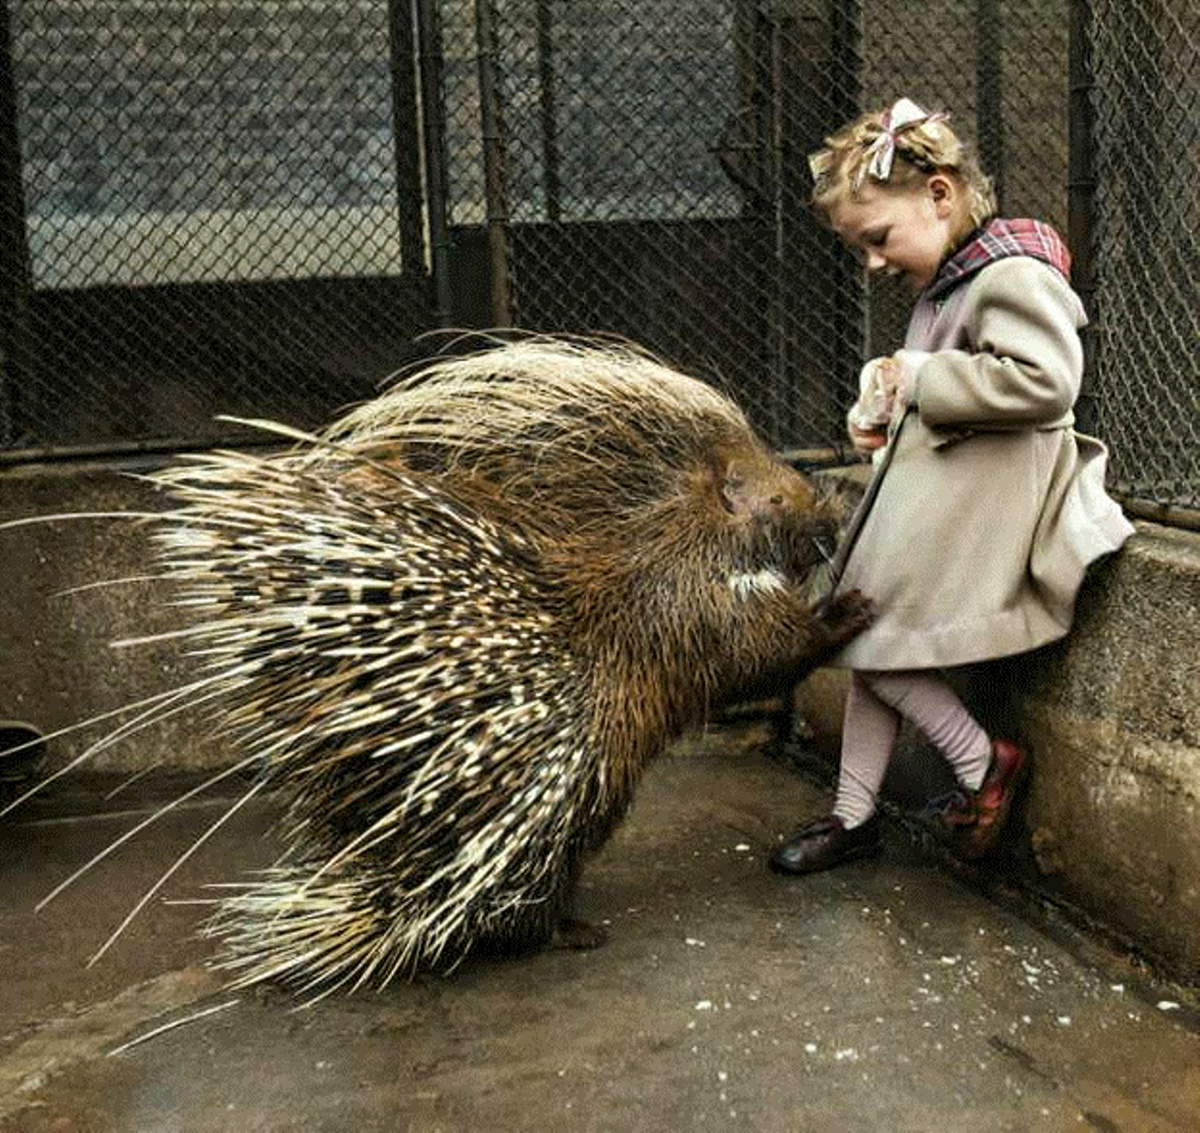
830, 176, 960, 292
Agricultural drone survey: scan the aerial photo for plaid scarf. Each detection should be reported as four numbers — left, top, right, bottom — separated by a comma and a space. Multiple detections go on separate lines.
924, 218, 1072, 301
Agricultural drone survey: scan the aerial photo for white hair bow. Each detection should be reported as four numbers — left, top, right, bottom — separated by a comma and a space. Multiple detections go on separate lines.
861, 97, 945, 184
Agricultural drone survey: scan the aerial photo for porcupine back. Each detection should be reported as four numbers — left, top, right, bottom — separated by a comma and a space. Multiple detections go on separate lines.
132, 339, 845, 995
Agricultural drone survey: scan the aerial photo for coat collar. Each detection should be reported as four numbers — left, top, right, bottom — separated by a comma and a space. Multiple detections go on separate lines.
923, 218, 1073, 301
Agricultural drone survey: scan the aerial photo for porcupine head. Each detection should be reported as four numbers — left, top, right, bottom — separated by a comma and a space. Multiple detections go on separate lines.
130, 339, 870, 996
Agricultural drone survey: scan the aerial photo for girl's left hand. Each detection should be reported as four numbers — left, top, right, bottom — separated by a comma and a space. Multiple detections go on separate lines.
872, 356, 907, 413
848, 418, 888, 455
848, 356, 907, 435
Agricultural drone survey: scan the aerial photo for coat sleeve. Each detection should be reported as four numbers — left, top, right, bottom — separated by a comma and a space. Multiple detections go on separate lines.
898, 258, 1085, 430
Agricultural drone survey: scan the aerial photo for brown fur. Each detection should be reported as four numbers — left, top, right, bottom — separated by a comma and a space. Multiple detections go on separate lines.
121, 339, 870, 995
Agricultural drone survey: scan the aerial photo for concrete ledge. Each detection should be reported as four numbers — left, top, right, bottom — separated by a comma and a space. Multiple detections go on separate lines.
795, 474, 1200, 986
1020, 523, 1200, 977
0, 457, 231, 771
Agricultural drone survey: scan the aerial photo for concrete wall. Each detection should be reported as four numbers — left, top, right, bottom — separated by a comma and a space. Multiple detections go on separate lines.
1020, 523, 1200, 976
0, 456, 230, 772
796, 513, 1200, 986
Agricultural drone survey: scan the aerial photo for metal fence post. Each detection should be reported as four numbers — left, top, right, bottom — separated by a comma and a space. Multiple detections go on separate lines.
535, 0, 562, 225
829, 0, 863, 424
389, 1, 430, 309
0, 0, 31, 448
474, 0, 514, 328
1068, 0, 1096, 432
415, 0, 453, 326
975, 0, 1004, 211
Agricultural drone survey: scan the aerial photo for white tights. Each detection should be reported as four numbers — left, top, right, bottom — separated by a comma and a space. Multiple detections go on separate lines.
834, 670, 993, 829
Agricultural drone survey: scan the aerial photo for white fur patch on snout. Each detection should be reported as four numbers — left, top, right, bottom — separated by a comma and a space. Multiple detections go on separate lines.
727, 568, 787, 599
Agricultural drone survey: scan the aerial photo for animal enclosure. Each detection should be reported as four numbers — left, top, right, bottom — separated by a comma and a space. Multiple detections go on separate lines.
0, 0, 1196, 517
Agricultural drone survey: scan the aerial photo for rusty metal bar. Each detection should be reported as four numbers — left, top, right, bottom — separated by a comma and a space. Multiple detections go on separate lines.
1111, 494, 1200, 534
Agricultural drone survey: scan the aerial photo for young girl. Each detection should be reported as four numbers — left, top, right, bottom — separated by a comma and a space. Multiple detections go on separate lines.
770, 98, 1134, 874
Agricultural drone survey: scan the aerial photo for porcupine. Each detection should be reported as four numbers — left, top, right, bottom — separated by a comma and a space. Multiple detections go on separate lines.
52, 338, 871, 996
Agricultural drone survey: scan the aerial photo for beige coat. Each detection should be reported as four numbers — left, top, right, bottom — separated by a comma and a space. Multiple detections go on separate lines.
833, 256, 1134, 670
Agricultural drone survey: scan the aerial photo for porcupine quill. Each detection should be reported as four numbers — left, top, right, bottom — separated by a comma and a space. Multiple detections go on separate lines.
5, 336, 872, 998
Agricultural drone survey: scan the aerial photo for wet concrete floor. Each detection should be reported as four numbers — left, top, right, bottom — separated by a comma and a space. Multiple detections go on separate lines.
2, 725, 1198, 1132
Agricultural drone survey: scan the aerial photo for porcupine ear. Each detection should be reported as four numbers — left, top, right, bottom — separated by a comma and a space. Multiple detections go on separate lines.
718, 456, 770, 518
717, 458, 744, 515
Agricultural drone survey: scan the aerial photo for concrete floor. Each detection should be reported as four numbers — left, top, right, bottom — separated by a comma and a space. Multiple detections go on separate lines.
2, 726, 1198, 1132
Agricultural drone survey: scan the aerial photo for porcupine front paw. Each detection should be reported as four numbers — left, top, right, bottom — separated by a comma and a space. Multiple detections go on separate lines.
816, 589, 875, 648
551, 917, 609, 951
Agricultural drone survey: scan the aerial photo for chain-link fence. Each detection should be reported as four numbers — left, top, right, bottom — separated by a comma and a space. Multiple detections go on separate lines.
431, 0, 863, 448
1088, 0, 1200, 515
0, 1, 1196, 517
1, 0, 431, 453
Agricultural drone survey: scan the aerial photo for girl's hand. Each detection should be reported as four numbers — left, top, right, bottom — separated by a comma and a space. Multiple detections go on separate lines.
847, 356, 907, 456
872, 356, 907, 411
847, 419, 888, 456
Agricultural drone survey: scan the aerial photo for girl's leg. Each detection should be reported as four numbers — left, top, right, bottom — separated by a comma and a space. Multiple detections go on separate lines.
857, 669, 992, 790
769, 670, 891, 874
832, 670, 902, 828
859, 669, 1029, 859
772, 669, 1026, 876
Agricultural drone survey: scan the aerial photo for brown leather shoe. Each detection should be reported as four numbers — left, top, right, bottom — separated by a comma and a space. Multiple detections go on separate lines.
769, 813, 882, 875
961, 739, 1029, 858
925, 739, 1029, 860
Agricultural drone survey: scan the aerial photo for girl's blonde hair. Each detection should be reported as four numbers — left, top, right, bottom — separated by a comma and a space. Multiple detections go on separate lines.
809, 100, 997, 230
